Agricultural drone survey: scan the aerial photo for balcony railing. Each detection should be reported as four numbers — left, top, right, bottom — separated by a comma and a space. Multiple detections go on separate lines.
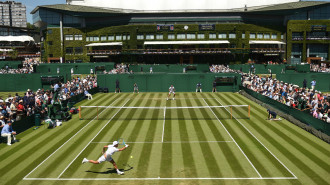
306, 36, 330, 40
87, 48, 285, 55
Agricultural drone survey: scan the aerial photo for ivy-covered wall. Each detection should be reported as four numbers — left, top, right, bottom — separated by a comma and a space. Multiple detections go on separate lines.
287, 20, 330, 63
44, 23, 285, 63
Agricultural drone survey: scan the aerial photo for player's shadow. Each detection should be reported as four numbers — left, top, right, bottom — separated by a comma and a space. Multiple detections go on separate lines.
86, 165, 133, 174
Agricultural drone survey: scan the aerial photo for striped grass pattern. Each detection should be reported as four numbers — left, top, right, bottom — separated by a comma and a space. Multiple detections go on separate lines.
0, 92, 329, 185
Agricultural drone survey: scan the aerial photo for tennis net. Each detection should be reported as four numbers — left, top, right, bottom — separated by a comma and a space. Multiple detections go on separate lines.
79, 105, 250, 120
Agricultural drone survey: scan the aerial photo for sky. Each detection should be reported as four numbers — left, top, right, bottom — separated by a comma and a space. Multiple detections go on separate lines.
15, 0, 66, 23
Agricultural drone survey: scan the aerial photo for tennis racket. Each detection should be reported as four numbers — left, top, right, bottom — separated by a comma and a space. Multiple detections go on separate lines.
118, 138, 125, 146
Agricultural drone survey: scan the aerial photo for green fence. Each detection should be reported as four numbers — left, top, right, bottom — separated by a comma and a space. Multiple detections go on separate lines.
0, 74, 43, 92
36, 63, 115, 75
128, 64, 209, 73
276, 73, 330, 92
229, 64, 310, 74
241, 86, 330, 135
98, 73, 240, 92
0, 61, 22, 69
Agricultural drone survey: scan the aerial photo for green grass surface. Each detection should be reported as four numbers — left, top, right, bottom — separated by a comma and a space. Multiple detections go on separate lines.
0, 92, 329, 185
0, 92, 25, 99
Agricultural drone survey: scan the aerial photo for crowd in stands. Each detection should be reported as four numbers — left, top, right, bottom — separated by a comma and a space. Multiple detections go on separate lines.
241, 74, 330, 123
0, 58, 40, 74
209, 64, 330, 123
310, 63, 330, 73
0, 75, 97, 131
209, 65, 236, 73
103, 63, 130, 74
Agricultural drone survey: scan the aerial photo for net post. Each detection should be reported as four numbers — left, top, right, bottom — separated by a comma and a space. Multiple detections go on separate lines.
248, 105, 250, 119
97, 106, 99, 120
230, 106, 232, 119
79, 106, 81, 119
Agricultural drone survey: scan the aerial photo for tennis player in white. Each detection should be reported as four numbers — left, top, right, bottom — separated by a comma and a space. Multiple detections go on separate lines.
82, 141, 129, 175
167, 85, 175, 100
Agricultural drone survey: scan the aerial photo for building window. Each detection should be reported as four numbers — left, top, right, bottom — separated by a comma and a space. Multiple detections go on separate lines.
281, 34, 284, 40
264, 33, 270, 39
93, 36, 99, 41
168, 34, 175, 40
156, 34, 163, 40
108, 35, 114, 41
137, 34, 144, 40
218, 33, 226, 39
65, 35, 73, 41
146, 34, 155, 40
177, 34, 186, 39
187, 34, 196, 39
127, 35, 130, 40
257, 33, 263, 39
250, 33, 256, 39
229, 33, 236, 39
116, 35, 122, 41
66, 47, 73, 55
75, 35, 82, 40
242, 33, 245, 39
75, 47, 83, 55
271, 34, 277, 39
86, 36, 91, 41
101, 35, 107, 41
197, 34, 205, 39
209, 33, 216, 39
123, 35, 127, 40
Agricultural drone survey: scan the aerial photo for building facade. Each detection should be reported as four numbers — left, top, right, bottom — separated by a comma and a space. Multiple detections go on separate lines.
0, 1, 26, 28
31, 1, 330, 64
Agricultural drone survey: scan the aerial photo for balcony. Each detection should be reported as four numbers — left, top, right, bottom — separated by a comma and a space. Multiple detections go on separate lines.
306, 36, 330, 41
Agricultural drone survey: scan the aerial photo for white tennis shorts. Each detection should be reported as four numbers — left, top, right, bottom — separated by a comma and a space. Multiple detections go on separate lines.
97, 154, 113, 163
169, 91, 175, 95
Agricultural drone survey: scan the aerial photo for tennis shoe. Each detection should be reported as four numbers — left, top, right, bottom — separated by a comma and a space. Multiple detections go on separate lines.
82, 158, 88, 164
117, 170, 124, 175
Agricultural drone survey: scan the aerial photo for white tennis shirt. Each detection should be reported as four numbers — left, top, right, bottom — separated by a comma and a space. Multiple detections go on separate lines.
106, 145, 119, 156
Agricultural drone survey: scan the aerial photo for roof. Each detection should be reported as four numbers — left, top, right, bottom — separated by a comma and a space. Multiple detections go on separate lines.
250, 1, 329, 12
31, 4, 123, 14
0, 36, 34, 42
85, 42, 123, 47
31, 1, 330, 14
249, 40, 286, 44
144, 40, 230, 45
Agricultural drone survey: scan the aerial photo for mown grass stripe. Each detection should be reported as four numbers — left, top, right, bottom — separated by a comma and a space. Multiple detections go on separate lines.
210, 93, 274, 178
135, 93, 163, 177
74, 94, 144, 178
185, 97, 222, 178
159, 99, 173, 179
34, 94, 132, 179
176, 94, 199, 178
199, 93, 249, 178
214, 93, 330, 185
225, 93, 330, 172
229, 92, 330, 157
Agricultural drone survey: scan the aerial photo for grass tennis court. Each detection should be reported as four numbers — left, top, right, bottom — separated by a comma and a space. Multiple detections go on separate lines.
0, 92, 329, 185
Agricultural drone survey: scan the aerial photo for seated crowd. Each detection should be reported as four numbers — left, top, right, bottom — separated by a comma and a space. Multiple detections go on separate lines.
0, 75, 97, 144
209, 64, 236, 73
0, 58, 40, 74
310, 63, 330, 73
241, 74, 330, 123
103, 63, 130, 74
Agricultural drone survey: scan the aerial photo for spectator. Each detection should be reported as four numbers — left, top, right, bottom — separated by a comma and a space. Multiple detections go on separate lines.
1, 121, 17, 146
84, 89, 93, 100
115, 79, 120, 93
311, 79, 316, 90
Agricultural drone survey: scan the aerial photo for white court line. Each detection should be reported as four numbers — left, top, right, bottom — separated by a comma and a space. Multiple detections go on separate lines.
116, 98, 216, 100
24, 177, 297, 181
56, 99, 131, 179
202, 98, 262, 178
91, 141, 234, 144
162, 106, 166, 143
23, 98, 122, 180
213, 98, 297, 179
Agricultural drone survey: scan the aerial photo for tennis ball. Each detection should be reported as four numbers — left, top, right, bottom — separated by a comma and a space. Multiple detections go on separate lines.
130, 156, 133, 159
